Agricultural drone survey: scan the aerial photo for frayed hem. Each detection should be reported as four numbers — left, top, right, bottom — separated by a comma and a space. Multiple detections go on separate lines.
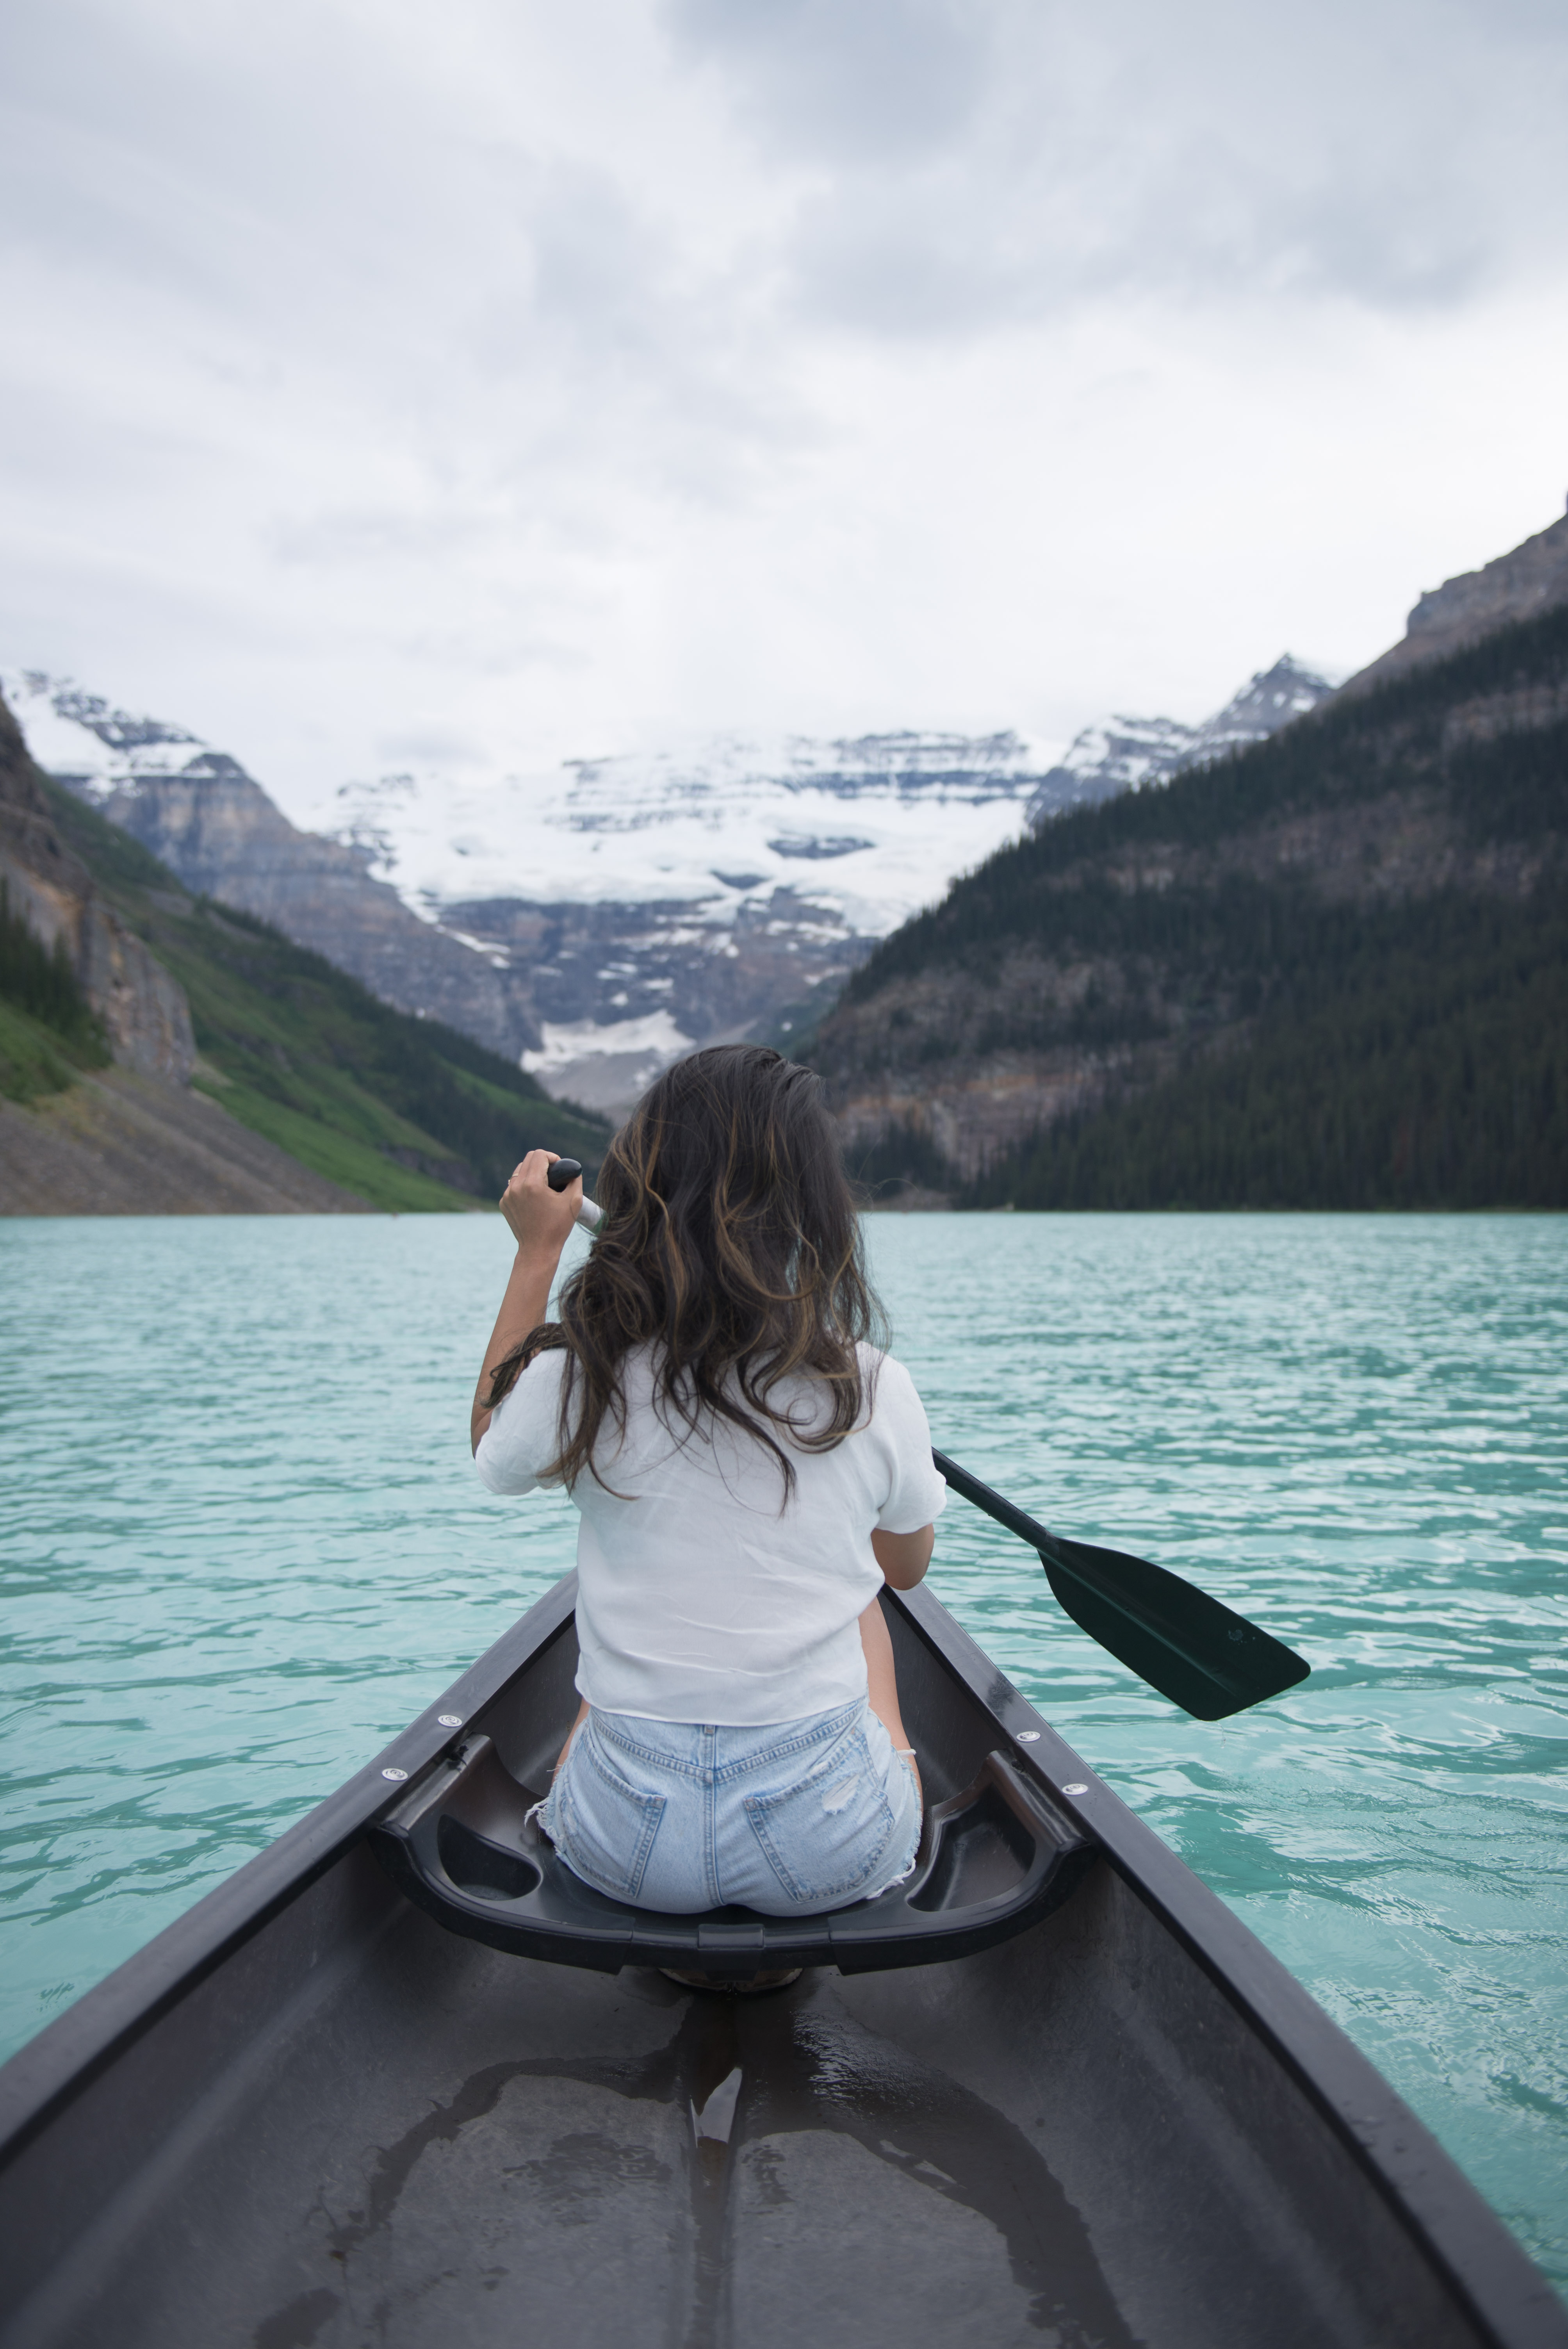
860, 1855, 919, 1903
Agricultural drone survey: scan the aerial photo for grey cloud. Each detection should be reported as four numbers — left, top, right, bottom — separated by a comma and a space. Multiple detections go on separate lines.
531, 169, 668, 350
3, 0, 1566, 800
469, 158, 681, 377
666, 0, 994, 160
0, 0, 479, 348
0, 0, 795, 558
666, 0, 1568, 326
463, 154, 811, 510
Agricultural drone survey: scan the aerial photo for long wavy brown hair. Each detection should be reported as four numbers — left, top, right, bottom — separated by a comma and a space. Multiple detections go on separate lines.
486, 1044, 884, 1494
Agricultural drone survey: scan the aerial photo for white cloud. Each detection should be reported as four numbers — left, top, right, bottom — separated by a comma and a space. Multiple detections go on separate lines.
0, 0, 1564, 809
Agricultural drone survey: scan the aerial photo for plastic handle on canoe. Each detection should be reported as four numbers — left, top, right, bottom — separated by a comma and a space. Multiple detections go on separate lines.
546, 1158, 604, 1233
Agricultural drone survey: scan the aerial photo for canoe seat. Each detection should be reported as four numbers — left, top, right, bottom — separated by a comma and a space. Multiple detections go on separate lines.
370, 1734, 1096, 1978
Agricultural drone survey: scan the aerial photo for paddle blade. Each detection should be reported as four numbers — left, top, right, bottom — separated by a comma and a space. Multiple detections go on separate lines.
1039, 1536, 1311, 1721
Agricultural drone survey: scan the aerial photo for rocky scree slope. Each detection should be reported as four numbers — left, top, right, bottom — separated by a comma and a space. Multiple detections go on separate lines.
813, 597, 1568, 1208
39, 779, 611, 1210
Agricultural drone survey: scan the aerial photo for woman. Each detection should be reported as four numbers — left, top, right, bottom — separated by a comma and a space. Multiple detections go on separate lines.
470, 1046, 944, 1960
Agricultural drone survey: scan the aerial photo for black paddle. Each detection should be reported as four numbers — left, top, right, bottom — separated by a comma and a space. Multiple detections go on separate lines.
545, 1160, 1308, 1720
934, 1450, 1310, 1720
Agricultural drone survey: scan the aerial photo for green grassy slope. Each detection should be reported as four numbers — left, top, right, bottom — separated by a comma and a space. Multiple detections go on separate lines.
33, 780, 610, 1211
0, 995, 103, 1105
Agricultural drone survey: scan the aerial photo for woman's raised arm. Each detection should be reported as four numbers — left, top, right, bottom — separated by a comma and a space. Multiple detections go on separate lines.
470, 1151, 582, 1454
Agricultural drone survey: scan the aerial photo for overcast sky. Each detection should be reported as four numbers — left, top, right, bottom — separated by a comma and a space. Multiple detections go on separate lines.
2, 0, 1566, 805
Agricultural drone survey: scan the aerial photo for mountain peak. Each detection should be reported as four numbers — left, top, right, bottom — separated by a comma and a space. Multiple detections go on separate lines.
2, 672, 213, 790
1026, 653, 1337, 827
1210, 654, 1340, 734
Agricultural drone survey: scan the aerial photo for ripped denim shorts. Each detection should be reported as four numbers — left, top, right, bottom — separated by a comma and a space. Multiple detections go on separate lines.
538, 1697, 923, 1918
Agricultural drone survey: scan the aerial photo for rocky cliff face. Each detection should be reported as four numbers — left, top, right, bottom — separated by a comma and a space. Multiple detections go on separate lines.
1343, 503, 1568, 694
0, 694, 193, 1084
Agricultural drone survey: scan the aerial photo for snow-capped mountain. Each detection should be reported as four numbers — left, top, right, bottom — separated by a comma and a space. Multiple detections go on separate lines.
4, 656, 1337, 1113
3, 674, 1094, 1108
310, 731, 1101, 1104
5, 674, 223, 794
1025, 656, 1338, 824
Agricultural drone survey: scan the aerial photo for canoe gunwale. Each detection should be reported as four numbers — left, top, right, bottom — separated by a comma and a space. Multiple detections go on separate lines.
890, 1583, 1567, 2349
0, 1576, 580, 2175
0, 1573, 1561, 2349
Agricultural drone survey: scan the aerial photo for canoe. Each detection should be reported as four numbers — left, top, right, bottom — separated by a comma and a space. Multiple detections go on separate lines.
0, 1577, 1561, 2349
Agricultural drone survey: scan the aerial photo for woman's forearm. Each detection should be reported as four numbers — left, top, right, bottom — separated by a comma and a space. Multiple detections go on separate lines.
471, 1150, 584, 1453
871, 1523, 934, 1589
470, 1240, 564, 1452
860, 1597, 920, 1802
554, 1694, 590, 1773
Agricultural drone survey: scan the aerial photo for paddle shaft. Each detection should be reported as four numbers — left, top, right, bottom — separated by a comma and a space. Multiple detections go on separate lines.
934, 1450, 1063, 1557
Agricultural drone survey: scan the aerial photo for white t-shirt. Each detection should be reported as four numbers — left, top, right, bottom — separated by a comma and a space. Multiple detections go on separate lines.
475, 1341, 946, 1725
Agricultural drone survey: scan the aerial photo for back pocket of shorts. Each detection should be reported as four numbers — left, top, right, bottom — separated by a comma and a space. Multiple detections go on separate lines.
555, 1727, 666, 1901
744, 1728, 894, 1904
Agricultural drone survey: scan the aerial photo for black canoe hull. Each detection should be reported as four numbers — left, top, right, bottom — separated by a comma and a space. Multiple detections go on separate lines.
0, 1580, 1561, 2349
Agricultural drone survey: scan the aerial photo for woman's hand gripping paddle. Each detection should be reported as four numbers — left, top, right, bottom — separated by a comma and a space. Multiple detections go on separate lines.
934, 1451, 1310, 1720
547, 1158, 603, 1232
544, 1160, 1307, 1718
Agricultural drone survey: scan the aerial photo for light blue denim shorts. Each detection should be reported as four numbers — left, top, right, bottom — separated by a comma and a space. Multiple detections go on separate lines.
538, 1697, 923, 1918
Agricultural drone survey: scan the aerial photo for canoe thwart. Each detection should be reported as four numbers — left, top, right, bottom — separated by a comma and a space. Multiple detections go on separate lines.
369, 1735, 1098, 1978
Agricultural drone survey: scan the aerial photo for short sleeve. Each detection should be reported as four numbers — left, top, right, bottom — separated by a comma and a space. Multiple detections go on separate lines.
868, 1352, 948, 1533
474, 1350, 570, 1495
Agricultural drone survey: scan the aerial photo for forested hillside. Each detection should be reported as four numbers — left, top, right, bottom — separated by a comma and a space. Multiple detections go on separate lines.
5, 768, 608, 1211
813, 605, 1568, 1209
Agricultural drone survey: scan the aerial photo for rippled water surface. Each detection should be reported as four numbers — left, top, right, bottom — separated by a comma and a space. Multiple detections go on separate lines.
2, 1213, 1564, 2287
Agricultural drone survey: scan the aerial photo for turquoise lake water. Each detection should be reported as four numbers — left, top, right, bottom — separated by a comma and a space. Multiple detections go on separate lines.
1, 1212, 1564, 2290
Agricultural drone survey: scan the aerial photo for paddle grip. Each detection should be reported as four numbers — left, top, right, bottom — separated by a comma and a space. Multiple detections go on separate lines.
545, 1157, 604, 1233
